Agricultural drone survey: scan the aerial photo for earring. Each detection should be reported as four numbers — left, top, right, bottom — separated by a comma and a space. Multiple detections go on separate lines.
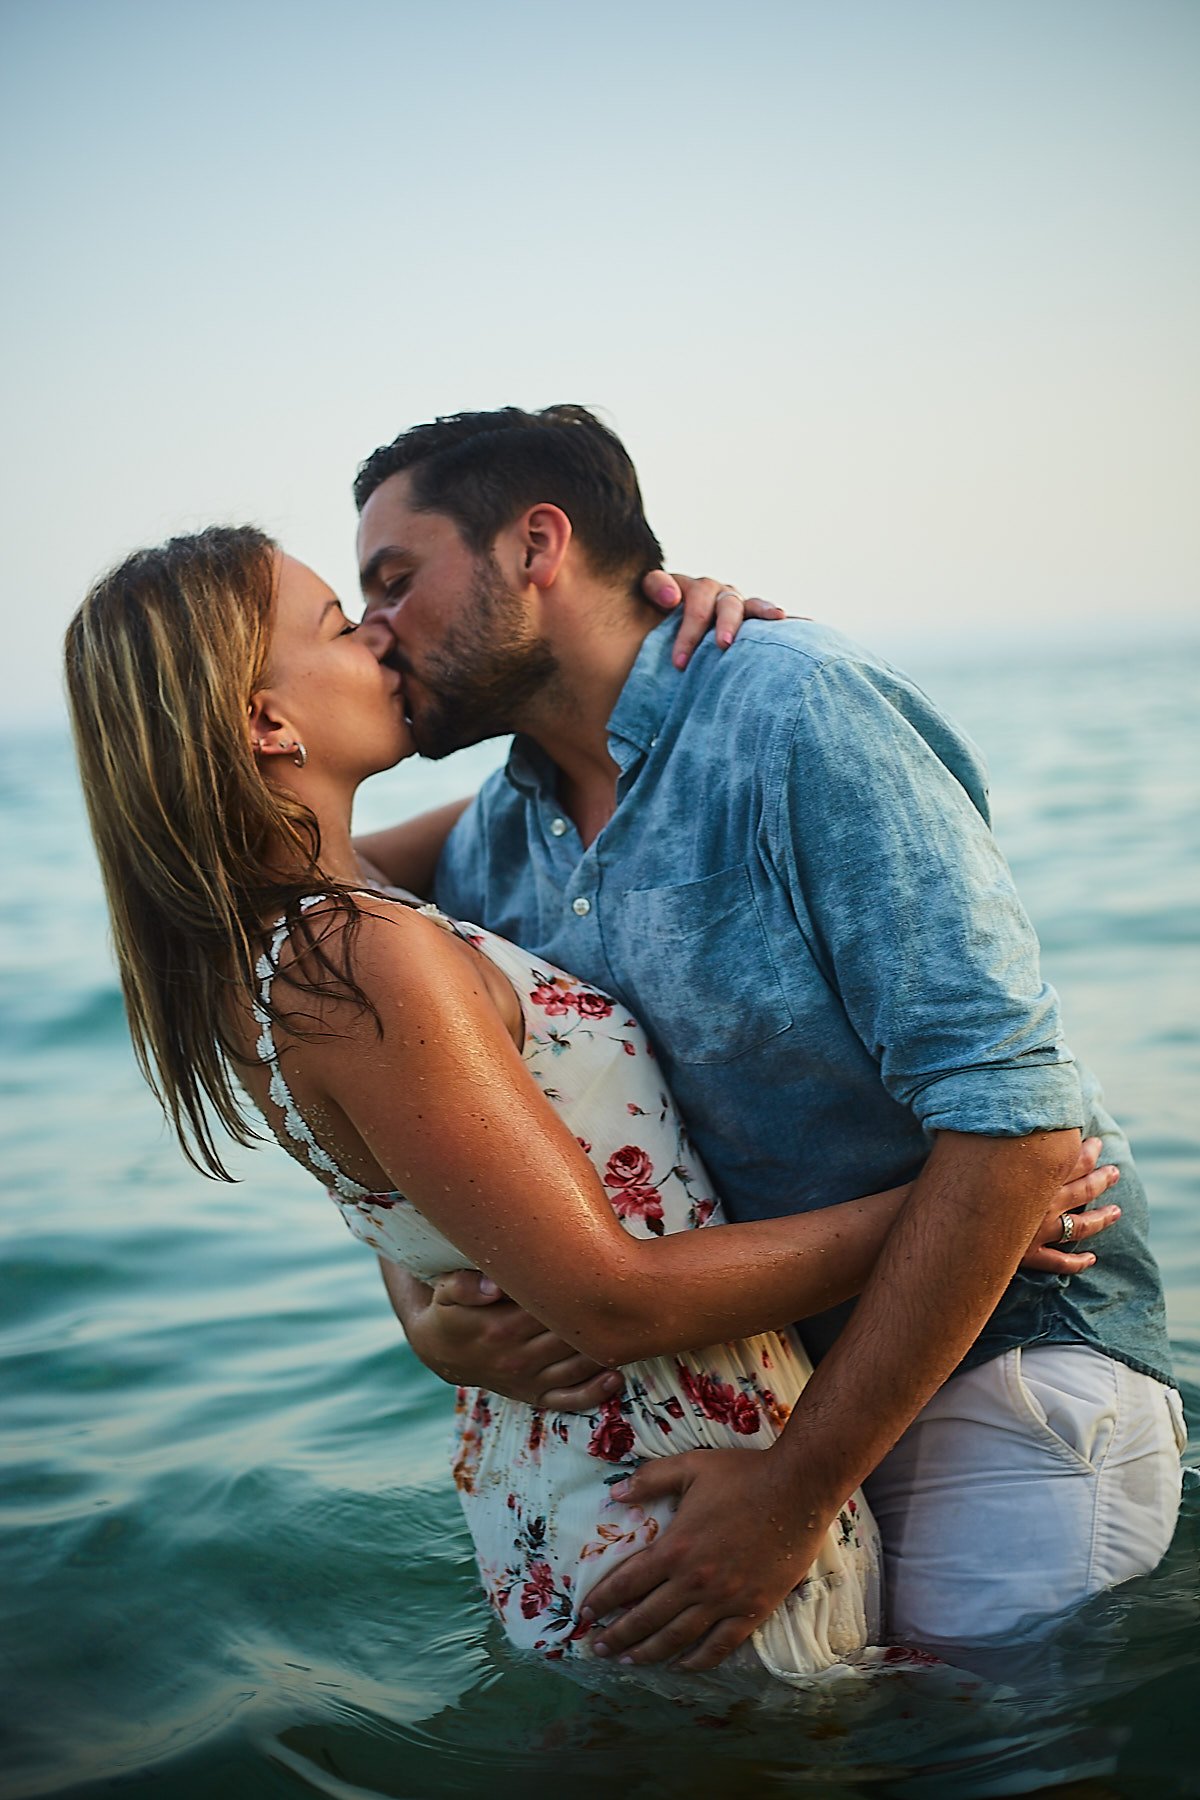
252, 737, 306, 767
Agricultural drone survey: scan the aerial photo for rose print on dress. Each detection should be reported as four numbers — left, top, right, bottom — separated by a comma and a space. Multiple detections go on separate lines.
529, 971, 614, 1023
676, 1362, 762, 1435
520, 1560, 556, 1618
603, 1145, 666, 1235
530, 982, 575, 1018
489, 1502, 590, 1652
588, 1395, 636, 1463
609, 1184, 664, 1231
606, 1145, 653, 1187
573, 991, 614, 1020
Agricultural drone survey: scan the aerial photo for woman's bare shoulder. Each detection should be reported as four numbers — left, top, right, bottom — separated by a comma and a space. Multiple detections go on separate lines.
264, 893, 472, 1033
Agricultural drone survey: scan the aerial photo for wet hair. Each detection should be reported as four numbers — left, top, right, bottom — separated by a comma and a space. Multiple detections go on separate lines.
64, 526, 375, 1182
353, 404, 663, 589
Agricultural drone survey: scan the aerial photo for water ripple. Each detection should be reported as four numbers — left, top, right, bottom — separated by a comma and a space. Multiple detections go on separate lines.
2, 666, 1198, 1798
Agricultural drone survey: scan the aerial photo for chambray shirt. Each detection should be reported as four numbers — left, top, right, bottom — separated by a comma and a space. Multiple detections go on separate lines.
435, 615, 1172, 1384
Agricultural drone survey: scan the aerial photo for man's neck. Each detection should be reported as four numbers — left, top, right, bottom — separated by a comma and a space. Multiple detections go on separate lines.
516, 599, 662, 847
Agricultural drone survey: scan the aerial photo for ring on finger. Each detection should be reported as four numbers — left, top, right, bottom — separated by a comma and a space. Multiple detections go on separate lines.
1058, 1211, 1077, 1244
714, 587, 742, 603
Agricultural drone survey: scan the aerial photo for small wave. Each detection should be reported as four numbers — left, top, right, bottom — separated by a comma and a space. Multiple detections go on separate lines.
21, 984, 127, 1050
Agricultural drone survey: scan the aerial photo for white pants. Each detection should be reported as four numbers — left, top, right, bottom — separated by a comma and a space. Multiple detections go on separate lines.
864, 1344, 1187, 1648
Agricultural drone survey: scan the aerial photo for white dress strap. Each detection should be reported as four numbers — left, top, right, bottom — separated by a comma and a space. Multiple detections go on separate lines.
254, 888, 488, 1201
253, 895, 374, 1202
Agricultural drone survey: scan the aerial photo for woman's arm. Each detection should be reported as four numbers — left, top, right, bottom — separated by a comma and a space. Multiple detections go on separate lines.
377, 1258, 625, 1409
389, 1142, 1117, 1400
300, 905, 1113, 1366
353, 797, 473, 897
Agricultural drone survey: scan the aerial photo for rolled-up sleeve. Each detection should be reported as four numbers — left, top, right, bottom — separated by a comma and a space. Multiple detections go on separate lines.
771, 656, 1084, 1137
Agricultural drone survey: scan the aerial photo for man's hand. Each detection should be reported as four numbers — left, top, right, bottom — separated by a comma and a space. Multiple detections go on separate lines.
640, 571, 787, 669
583, 1446, 813, 1669
582, 1128, 1084, 1670
397, 1266, 625, 1411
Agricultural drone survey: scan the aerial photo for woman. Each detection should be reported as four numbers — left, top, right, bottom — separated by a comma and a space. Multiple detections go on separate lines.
64, 526, 1118, 1684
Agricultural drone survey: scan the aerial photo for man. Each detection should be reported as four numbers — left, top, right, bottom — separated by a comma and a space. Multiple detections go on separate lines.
353, 404, 1183, 1669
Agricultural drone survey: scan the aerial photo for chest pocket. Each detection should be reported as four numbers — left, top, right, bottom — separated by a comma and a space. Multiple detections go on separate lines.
613, 865, 793, 1065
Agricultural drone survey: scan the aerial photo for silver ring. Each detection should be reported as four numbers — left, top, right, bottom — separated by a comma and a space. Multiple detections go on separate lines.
1058, 1211, 1076, 1244
714, 587, 742, 604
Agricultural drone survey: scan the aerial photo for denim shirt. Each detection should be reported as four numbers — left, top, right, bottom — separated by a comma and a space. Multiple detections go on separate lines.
435, 615, 1172, 1385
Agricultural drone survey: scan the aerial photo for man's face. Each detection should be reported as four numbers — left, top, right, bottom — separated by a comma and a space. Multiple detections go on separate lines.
357, 471, 558, 759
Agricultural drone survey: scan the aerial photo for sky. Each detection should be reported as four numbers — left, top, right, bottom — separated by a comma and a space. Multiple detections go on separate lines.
2, 0, 1197, 726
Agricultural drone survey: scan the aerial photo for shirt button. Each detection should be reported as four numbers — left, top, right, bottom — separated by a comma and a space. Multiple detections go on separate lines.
549, 817, 568, 837
571, 897, 592, 917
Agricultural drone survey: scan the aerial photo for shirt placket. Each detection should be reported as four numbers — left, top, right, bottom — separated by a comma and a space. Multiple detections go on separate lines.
536, 793, 615, 989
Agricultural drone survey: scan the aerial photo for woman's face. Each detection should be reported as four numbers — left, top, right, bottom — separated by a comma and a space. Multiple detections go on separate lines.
260, 553, 415, 779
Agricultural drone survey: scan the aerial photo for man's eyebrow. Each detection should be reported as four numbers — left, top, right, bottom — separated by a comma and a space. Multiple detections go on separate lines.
359, 545, 411, 587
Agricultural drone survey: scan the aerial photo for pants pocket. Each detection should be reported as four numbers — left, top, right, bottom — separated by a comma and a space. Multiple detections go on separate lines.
1007, 1347, 1112, 1474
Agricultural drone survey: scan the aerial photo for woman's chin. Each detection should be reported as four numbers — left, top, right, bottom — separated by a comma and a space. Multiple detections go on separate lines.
346, 719, 418, 783
384, 722, 418, 767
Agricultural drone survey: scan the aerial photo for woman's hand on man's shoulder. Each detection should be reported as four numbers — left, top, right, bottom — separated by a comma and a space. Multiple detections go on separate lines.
641, 570, 789, 669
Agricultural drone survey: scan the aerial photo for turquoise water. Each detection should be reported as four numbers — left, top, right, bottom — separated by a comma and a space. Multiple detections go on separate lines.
2, 640, 1198, 1799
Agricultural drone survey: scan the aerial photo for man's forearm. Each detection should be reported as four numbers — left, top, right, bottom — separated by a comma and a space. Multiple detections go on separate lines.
354, 798, 472, 898
771, 1127, 1082, 1513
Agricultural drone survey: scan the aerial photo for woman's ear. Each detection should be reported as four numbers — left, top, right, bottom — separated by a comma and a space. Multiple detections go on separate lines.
247, 692, 302, 762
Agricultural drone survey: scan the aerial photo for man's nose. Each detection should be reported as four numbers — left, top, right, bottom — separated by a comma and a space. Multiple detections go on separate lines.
358, 613, 397, 660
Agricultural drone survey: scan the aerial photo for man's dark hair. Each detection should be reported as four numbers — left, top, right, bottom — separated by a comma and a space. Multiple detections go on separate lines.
353, 405, 663, 587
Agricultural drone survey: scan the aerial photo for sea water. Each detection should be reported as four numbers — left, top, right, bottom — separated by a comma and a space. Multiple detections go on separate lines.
1, 637, 1197, 1799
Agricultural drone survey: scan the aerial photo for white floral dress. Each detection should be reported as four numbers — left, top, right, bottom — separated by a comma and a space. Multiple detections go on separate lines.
254, 896, 884, 1683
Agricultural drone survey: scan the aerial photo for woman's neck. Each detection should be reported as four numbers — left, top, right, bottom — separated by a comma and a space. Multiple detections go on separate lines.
309, 816, 366, 886
268, 778, 370, 891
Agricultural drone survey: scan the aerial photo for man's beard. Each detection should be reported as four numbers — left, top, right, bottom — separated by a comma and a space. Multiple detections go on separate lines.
397, 555, 561, 760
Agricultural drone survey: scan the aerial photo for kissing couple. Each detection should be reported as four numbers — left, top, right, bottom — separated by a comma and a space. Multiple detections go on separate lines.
66, 404, 1183, 1686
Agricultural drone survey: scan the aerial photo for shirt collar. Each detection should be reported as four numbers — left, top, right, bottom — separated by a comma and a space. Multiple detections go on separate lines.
504, 613, 683, 797
606, 613, 682, 768
504, 732, 558, 798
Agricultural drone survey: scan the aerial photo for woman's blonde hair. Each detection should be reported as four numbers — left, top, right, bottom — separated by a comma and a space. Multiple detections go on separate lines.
65, 526, 371, 1181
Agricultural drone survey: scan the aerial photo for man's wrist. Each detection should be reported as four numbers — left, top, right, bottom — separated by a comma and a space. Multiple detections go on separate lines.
765, 1408, 864, 1524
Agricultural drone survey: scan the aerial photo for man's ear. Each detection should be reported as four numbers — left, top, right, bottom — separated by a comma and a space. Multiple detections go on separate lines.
503, 504, 573, 592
